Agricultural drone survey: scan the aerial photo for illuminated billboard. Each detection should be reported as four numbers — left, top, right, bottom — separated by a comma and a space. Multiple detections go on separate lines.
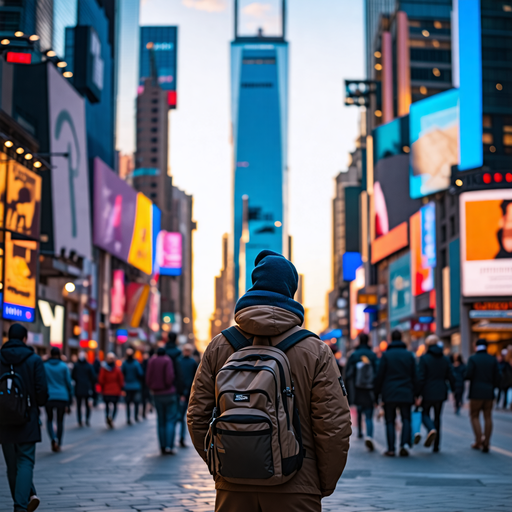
460, 190, 512, 297
110, 270, 125, 325
127, 193, 154, 275
410, 203, 436, 296
3, 232, 38, 322
156, 231, 182, 276
388, 252, 413, 325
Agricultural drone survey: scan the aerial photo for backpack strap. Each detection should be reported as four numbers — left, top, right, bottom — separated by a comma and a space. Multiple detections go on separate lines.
275, 329, 319, 353
221, 326, 253, 352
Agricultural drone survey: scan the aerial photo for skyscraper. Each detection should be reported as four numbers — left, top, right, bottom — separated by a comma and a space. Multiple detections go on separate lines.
231, 0, 289, 299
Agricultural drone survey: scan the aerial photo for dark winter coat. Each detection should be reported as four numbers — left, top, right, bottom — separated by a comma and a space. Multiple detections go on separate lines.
72, 359, 96, 397
452, 363, 466, 394
465, 351, 501, 400
499, 361, 512, 389
121, 358, 143, 391
177, 355, 198, 397
345, 345, 378, 408
165, 342, 183, 394
0, 339, 49, 444
416, 345, 456, 402
146, 354, 175, 395
374, 340, 416, 404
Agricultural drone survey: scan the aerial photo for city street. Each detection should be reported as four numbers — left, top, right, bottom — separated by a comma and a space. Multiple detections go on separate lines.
1, 403, 511, 512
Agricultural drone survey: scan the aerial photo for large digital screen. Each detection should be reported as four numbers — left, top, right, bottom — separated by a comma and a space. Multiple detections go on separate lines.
460, 190, 512, 297
156, 231, 182, 276
410, 203, 436, 296
388, 252, 413, 325
110, 269, 125, 325
127, 193, 154, 276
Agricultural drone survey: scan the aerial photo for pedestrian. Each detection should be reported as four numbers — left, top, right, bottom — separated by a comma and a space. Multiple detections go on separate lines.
188, 250, 351, 512
165, 332, 183, 396
416, 335, 456, 453
98, 353, 124, 428
374, 329, 416, 457
121, 348, 143, 424
465, 339, 501, 452
497, 348, 512, 409
345, 333, 378, 451
71, 351, 96, 426
92, 356, 101, 407
175, 344, 198, 448
0, 324, 48, 512
451, 353, 466, 414
141, 349, 154, 419
44, 347, 73, 452
146, 346, 177, 455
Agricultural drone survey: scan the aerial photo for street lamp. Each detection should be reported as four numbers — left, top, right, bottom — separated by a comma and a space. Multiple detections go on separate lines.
64, 282, 76, 293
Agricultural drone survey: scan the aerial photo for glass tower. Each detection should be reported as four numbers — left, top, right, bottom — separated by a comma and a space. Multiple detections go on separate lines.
231, 0, 289, 298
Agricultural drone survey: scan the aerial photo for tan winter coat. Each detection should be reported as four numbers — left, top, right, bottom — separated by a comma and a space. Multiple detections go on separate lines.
187, 305, 352, 497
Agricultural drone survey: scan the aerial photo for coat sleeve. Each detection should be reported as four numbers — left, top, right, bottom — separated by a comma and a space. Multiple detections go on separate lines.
65, 366, 73, 402
187, 344, 216, 462
416, 357, 426, 397
374, 354, 387, 400
34, 356, 49, 407
310, 344, 352, 497
465, 357, 474, 381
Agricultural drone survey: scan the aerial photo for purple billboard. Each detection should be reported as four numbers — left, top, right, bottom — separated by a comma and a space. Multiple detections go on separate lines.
93, 158, 137, 263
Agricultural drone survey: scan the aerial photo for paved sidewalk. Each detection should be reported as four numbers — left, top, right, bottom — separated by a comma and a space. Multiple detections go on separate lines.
1, 402, 512, 511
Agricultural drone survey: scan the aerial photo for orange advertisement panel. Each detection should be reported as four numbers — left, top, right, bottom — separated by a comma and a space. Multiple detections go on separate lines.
465, 199, 503, 261
0, 154, 7, 229
5, 161, 42, 239
371, 221, 409, 264
128, 193, 153, 275
125, 282, 150, 328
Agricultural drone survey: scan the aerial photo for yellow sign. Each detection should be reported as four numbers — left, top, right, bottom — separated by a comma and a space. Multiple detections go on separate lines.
4, 231, 38, 309
0, 153, 7, 229
128, 193, 153, 275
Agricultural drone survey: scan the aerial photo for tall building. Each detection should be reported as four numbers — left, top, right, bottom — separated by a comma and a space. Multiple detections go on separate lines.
231, 0, 289, 299
365, 0, 394, 78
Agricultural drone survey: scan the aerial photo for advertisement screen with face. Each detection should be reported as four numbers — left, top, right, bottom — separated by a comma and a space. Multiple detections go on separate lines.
5, 161, 42, 239
460, 190, 512, 296
156, 231, 182, 276
3, 232, 38, 322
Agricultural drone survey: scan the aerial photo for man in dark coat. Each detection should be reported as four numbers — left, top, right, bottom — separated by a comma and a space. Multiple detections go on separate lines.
165, 332, 183, 396
71, 352, 96, 426
416, 335, 456, 452
175, 344, 198, 447
465, 339, 501, 452
374, 330, 416, 457
0, 324, 49, 512
345, 333, 378, 451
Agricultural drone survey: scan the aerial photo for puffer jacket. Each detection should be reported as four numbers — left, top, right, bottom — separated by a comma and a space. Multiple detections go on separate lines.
416, 345, 456, 402
187, 305, 351, 497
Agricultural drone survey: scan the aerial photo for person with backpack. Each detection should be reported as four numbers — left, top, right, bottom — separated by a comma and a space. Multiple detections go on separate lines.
44, 347, 73, 452
374, 330, 416, 457
0, 323, 49, 512
416, 335, 456, 453
146, 347, 177, 455
71, 351, 96, 426
465, 339, 501, 452
187, 250, 351, 512
121, 348, 144, 425
345, 333, 377, 451
98, 353, 124, 428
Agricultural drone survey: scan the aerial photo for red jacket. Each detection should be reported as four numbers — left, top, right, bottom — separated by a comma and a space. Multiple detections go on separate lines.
98, 363, 124, 396
146, 354, 175, 395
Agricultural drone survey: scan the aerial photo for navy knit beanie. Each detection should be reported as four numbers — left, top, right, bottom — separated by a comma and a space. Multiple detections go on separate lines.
235, 250, 304, 323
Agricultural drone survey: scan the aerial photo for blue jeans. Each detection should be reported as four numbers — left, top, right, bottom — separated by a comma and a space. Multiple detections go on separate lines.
357, 405, 374, 438
176, 396, 189, 442
2, 443, 37, 511
384, 403, 412, 452
153, 394, 178, 450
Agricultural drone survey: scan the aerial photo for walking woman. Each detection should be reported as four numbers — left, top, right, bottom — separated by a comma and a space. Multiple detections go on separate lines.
98, 353, 124, 428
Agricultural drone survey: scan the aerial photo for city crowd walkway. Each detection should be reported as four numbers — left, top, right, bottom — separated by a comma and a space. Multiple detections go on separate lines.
1, 403, 512, 511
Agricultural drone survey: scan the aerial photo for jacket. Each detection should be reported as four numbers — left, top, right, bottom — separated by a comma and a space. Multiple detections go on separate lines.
177, 355, 198, 397
452, 363, 466, 394
44, 358, 73, 403
187, 305, 352, 497
416, 345, 456, 402
71, 359, 96, 397
499, 361, 512, 389
165, 343, 183, 395
465, 351, 501, 400
0, 339, 49, 444
98, 363, 124, 396
374, 340, 416, 404
146, 354, 175, 395
345, 345, 378, 408
121, 358, 143, 391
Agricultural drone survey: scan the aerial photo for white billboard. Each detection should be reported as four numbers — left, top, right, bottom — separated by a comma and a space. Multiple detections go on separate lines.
460, 189, 512, 297
48, 64, 92, 259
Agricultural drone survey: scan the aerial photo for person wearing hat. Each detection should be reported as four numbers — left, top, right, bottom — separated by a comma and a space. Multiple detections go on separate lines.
465, 339, 501, 452
187, 250, 351, 512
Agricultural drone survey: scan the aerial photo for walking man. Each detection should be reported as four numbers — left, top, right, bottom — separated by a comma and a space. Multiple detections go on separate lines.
345, 333, 377, 451
146, 347, 177, 455
44, 347, 73, 452
416, 335, 456, 453
175, 344, 198, 447
71, 351, 96, 426
121, 348, 143, 425
188, 250, 351, 512
465, 339, 501, 452
98, 353, 124, 428
374, 330, 416, 457
0, 323, 49, 512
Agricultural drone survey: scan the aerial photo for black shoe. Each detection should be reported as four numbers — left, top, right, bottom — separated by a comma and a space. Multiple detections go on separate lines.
180, 439, 187, 448
160, 447, 167, 455
107, 417, 114, 429
433, 447, 440, 453
27, 495, 41, 512
424, 429, 437, 448
127, 420, 132, 426
400, 445, 410, 457
85, 420, 90, 427
365, 438, 374, 452
413, 433, 422, 445
482, 445, 490, 453
78, 421, 83, 427
384, 450, 395, 457
51, 439, 60, 453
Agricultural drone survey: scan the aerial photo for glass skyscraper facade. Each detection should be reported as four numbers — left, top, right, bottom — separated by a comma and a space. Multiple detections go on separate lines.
231, 22, 289, 297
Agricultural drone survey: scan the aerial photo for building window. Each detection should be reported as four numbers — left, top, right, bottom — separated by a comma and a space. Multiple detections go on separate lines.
151, 182, 157, 188
241, 83, 273, 88
152, 99, 158, 104
151, 158, 157, 164
150, 193, 157, 199
151, 127, 158, 133
151, 118, 158, 123
151, 137, 158, 143
151, 147, 158, 153
152, 108, 158, 113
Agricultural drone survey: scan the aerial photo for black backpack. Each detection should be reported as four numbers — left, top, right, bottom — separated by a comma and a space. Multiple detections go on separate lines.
0, 364, 30, 425
355, 359, 374, 390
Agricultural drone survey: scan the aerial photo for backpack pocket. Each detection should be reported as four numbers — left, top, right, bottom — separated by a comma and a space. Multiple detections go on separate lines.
213, 411, 274, 480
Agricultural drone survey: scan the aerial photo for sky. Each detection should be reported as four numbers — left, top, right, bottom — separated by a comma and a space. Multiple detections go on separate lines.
140, 0, 365, 343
